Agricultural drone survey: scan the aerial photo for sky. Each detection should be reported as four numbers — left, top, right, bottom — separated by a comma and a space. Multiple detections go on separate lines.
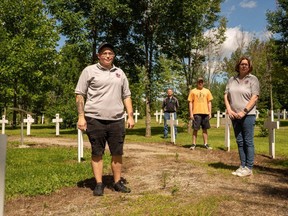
219, 0, 278, 58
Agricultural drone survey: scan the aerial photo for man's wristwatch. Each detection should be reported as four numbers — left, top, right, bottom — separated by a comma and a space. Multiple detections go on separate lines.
243, 108, 249, 114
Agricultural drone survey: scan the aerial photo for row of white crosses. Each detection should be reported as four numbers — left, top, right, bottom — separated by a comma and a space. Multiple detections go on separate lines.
124, 109, 140, 123
272, 109, 287, 120
0, 114, 63, 136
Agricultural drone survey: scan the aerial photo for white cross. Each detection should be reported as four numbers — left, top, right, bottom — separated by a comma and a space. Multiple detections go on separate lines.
133, 110, 140, 123
154, 110, 160, 122
167, 113, 178, 144
264, 110, 279, 159
255, 109, 260, 119
41, 114, 45, 124
282, 109, 286, 120
0, 135, 7, 216
0, 115, 8, 135
224, 112, 231, 151
159, 109, 163, 124
214, 111, 225, 128
77, 129, 84, 163
23, 114, 34, 135
52, 114, 63, 136
276, 109, 281, 121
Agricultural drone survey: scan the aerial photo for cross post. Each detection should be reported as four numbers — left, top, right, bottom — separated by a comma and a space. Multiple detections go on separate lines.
0, 135, 7, 216
167, 113, 178, 144
133, 110, 140, 123
154, 110, 159, 122
52, 114, 63, 136
159, 109, 163, 124
23, 114, 34, 135
77, 129, 84, 163
264, 110, 279, 159
0, 115, 8, 135
224, 112, 231, 151
283, 109, 286, 120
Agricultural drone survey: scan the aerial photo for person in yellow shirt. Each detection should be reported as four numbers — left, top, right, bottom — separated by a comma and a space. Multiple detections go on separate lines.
188, 77, 213, 150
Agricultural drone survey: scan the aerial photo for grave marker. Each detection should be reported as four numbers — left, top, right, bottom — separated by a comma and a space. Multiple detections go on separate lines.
124, 111, 128, 122
52, 114, 63, 136
78, 129, 84, 163
283, 109, 286, 120
0, 135, 7, 216
264, 110, 279, 159
41, 114, 45, 124
167, 113, 178, 144
133, 110, 140, 123
159, 109, 163, 124
214, 111, 225, 128
23, 114, 34, 135
0, 115, 8, 135
154, 110, 160, 122
224, 113, 232, 151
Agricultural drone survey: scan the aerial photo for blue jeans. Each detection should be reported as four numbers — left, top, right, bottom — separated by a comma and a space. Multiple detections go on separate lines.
164, 112, 177, 138
232, 115, 256, 169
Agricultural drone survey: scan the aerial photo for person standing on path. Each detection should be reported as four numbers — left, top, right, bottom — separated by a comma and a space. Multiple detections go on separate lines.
224, 56, 259, 177
162, 88, 179, 139
75, 42, 135, 196
188, 77, 213, 150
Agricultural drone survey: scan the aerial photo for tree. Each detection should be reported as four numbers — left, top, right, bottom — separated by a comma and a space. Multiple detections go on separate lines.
0, 0, 59, 126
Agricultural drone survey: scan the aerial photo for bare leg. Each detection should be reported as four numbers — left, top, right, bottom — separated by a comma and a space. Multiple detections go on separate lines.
91, 155, 103, 183
202, 129, 208, 144
192, 130, 198, 144
111, 155, 122, 183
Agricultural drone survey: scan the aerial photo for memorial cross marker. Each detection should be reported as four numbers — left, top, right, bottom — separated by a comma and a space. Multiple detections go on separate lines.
124, 111, 128, 122
0, 115, 8, 135
264, 110, 279, 159
167, 113, 178, 144
224, 113, 232, 151
41, 114, 45, 124
154, 110, 160, 122
214, 111, 225, 128
159, 109, 163, 124
283, 109, 287, 120
133, 110, 140, 123
0, 135, 7, 216
77, 129, 84, 163
23, 114, 35, 135
52, 114, 63, 136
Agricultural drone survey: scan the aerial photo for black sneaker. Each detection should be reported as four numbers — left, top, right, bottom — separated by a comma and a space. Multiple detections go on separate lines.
93, 183, 104, 196
113, 180, 131, 193
204, 144, 212, 149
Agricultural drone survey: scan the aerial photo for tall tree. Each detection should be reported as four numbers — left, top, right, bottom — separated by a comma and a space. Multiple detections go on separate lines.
0, 0, 59, 126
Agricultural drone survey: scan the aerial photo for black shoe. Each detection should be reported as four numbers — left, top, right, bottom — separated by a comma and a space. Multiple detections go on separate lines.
93, 183, 104, 196
189, 144, 196, 150
113, 180, 131, 193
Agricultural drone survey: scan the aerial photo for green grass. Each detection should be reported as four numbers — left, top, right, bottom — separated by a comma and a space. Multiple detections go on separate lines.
4, 117, 288, 200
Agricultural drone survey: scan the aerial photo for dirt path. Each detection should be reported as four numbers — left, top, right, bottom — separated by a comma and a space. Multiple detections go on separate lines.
4, 136, 288, 216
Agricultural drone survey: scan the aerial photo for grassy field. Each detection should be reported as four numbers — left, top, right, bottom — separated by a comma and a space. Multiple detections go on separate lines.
3, 117, 288, 199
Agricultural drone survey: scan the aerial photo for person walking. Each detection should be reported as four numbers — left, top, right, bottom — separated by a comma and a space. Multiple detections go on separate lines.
75, 42, 135, 196
224, 56, 259, 177
162, 88, 179, 139
188, 77, 213, 150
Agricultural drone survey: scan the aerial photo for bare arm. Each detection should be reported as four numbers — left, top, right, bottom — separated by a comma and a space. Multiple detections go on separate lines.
76, 94, 86, 131
189, 101, 194, 120
123, 97, 135, 129
208, 101, 212, 119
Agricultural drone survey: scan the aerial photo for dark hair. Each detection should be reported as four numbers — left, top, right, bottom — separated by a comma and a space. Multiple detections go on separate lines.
235, 56, 253, 73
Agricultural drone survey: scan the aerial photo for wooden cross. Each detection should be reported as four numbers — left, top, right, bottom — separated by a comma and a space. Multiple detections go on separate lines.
264, 110, 279, 159
167, 113, 178, 144
41, 114, 45, 124
214, 111, 225, 128
224, 112, 232, 151
124, 111, 128, 122
0, 135, 7, 216
154, 110, 160, 122
77, 129, 84, 163
255, 109, 260, 119
159, 109, 163, 124
283, 109, 287, 120
133, 110, 140, 123
23, 114, 34, 135
52, 114, 63, 136
0, 115, 8, 135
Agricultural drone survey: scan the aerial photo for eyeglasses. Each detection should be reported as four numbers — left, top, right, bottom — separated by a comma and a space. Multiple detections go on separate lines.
100, 52, 115, 57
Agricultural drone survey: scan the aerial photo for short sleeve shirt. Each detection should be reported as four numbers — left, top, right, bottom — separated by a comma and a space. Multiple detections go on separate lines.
188, 88, 213, 114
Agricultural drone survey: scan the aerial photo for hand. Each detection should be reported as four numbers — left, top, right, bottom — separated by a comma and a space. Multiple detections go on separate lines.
127, 118, 135, 129
190, 115, 194, 121
77, 117, 87, 131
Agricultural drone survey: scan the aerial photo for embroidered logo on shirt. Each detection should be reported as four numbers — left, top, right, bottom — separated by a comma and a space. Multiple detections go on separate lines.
116, 73, 121, 78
